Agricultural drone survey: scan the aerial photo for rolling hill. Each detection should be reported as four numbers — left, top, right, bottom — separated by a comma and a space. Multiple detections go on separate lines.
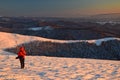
0, 32, 120, 80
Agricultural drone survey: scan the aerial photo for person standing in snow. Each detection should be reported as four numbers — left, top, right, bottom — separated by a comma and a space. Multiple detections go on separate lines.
16, 46, 26, 69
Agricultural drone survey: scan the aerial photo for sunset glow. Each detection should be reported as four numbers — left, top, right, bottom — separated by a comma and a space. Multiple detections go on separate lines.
0, 0, 120, 17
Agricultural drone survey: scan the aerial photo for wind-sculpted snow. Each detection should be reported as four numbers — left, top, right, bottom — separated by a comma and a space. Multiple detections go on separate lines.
0, 55, 120, 80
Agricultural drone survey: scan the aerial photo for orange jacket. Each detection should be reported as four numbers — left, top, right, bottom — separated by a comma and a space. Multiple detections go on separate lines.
18, 47, 26, 58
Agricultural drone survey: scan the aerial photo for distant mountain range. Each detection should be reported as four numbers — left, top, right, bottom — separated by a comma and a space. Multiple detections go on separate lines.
90, 13, 120, 19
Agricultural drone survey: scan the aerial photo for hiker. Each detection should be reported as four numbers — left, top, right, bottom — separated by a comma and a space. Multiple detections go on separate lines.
16, 46, 26, 69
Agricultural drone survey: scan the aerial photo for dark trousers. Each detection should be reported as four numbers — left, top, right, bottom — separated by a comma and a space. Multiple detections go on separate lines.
19, 57, 25, 69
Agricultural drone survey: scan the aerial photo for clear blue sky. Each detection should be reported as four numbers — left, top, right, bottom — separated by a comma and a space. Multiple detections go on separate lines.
0, 0, 120, 17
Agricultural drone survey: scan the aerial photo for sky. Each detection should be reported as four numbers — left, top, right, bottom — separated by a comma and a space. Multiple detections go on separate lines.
0, 0, 120, 17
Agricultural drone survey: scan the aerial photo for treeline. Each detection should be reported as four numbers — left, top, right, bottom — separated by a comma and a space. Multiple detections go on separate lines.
5, 40, 120, 60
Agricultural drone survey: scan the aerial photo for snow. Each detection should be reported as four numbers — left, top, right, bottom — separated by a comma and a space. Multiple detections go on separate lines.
0, 32, 119, 54
43, 26, 53, 30
28, 26, 53, 31
28, 27, 43, 31
0, 32, 120, 79
0, 32, 119, 48
96, 21, 120, 25
92, 37, 118, 46
0, 55, 120, 80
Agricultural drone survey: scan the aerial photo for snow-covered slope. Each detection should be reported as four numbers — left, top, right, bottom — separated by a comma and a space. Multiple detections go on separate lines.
0, 32, 70, 55
0, 32, 120, 56
0, 32, 119, 49
0, 32, 120, 80
0, 55, 120, 80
